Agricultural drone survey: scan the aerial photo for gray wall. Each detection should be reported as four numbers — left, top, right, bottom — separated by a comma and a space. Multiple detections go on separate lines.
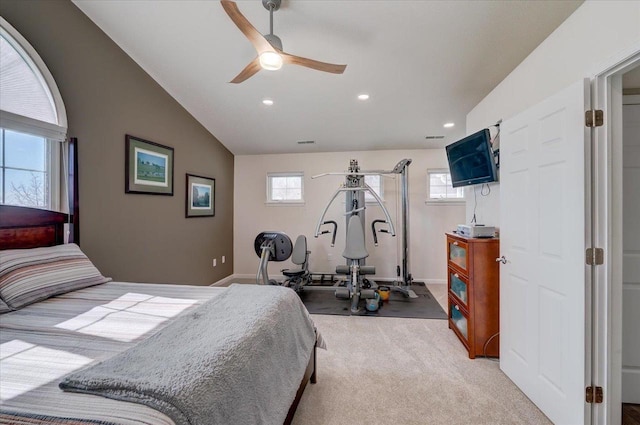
1, 0, 234, 285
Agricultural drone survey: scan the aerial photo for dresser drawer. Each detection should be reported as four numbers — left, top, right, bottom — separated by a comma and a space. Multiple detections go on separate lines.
448, 268, 469, 310
449, 299, 469, 344
447, 237, 468, 274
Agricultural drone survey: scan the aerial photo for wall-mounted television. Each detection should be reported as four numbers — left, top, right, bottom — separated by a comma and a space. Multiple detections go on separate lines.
445, 128, 498, 188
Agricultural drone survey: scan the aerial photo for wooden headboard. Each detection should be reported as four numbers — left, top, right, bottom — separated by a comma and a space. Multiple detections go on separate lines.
0, 205, 68, 249
0, 138, 79, 250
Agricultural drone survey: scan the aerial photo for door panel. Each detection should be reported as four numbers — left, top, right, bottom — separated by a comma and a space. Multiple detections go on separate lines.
622, 101, 640, 403
500, 79, 590, 424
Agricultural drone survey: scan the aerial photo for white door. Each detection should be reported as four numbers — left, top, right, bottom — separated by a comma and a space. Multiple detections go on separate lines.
622, 95, 640, 404
500, 79, 590, 425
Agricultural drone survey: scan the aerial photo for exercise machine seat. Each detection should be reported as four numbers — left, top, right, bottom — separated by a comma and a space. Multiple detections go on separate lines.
282, 235, 309, 277
342, 215, 369, 260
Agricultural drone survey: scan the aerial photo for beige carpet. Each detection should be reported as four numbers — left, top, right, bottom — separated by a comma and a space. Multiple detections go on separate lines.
291, 284, 551, 425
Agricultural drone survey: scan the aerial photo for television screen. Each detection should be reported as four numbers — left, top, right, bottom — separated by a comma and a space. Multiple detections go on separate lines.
445, 128, 497, 188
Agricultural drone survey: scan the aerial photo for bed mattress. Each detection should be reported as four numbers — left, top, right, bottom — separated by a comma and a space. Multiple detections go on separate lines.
0, 282, 226, 425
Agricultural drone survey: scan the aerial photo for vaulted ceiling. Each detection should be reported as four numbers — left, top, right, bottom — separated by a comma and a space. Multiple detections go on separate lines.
73, 0, 583, 155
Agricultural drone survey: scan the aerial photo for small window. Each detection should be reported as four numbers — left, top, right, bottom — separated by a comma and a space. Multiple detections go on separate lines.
427, 169, 464, 203
267, 172, 304, 204
364, 174, 382, 202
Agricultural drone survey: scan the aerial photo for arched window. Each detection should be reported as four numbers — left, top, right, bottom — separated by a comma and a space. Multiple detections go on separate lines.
0, 17, 67, 210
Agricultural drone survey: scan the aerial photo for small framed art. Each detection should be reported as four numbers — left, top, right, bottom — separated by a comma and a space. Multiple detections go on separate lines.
186, 173, 215, 218
125, 135, 174, 195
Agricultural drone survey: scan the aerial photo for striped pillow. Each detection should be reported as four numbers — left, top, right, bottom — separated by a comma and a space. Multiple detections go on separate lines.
0, 243, 111, 309
0, 297, 11, 314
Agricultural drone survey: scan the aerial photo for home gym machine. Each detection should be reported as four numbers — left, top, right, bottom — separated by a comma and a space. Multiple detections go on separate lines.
312, 159, 416, 313
254, 231, 293, 286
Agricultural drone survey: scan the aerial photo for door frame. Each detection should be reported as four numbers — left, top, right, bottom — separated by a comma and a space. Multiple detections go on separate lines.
592, 45, 640, 425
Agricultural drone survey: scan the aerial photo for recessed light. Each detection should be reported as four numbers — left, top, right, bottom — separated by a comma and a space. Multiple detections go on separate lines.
443, 122, 455, 128
357, 94, 370, 100
262, 99, 274, 106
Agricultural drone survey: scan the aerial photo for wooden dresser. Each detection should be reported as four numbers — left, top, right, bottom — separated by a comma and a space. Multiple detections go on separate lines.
446, 232, 500, 359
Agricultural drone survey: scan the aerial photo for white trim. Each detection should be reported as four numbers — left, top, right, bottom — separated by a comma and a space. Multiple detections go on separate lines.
425, 200, 465, 206
592, 47, 640, 425
224, 273, 447, 285
230, 274, 258, 281
210, 274, 238, 287
266, 171, 304, 203
0, 17, 67, 129
426, 168, 465, 202
0, 110, 67, 141
422, 279, 446, 285
265, 201, 305, 206
47, 139, 61, 211
364, 174, 384, 203
221, 273, 287, 284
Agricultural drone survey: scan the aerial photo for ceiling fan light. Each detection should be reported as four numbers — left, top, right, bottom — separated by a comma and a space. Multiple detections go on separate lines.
259, 51, 283, 71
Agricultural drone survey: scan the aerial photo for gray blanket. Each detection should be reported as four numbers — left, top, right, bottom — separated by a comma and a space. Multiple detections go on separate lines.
60, 284, 316, 425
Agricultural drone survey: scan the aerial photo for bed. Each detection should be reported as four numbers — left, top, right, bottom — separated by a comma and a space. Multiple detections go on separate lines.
0, 202, 318, 425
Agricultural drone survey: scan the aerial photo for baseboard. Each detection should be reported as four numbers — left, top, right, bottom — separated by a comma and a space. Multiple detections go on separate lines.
214, 274, 446, 286
422, 279, 446, 285
211, 273, 286, 286
210, 274, 242, 287
366, 277, 446, 285
622, 368, 640, 403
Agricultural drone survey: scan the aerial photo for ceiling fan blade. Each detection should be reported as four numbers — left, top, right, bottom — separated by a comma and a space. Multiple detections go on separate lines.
281, 52, 347, 74
230, 57, 262, 84
221, 0, 275, 54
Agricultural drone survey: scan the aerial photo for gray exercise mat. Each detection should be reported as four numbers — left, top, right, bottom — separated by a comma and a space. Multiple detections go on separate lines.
298, 282, 448, 319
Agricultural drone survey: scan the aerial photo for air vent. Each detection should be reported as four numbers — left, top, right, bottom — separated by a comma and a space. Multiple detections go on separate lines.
297, 140, 315, 145
425, 135, 445, 140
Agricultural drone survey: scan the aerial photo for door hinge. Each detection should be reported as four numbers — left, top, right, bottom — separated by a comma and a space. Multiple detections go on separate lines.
586, 386, 603, 404
585, 110, 604, 127
586, 248, 604, 265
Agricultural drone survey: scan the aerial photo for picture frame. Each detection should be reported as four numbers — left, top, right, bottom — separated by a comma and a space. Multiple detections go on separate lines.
186, 173, 215, 218
125, 135, 174, 195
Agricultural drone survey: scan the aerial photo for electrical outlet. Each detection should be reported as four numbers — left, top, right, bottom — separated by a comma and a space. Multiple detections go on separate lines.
222, 255, 226, 264
213, 258, 217, 267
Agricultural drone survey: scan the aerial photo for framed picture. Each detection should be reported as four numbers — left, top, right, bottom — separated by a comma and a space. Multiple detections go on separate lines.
186, 173, 215, 218
125, 135, 174, 195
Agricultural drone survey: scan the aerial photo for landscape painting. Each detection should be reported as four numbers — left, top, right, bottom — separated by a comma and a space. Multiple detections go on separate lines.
191, 183, 211, 209
135, 148, 168, 187
186, 174, 215, 217
125, 135, 174, 195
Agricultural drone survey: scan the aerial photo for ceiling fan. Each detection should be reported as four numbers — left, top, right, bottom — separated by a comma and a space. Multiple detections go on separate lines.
221, 0, 347, 83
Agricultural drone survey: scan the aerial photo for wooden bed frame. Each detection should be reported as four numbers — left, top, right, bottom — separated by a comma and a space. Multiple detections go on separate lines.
0, 138, 316, 425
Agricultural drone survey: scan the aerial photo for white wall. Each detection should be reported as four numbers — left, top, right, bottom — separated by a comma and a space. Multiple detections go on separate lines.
234, 149, 464, 283
465, 0, 640, 225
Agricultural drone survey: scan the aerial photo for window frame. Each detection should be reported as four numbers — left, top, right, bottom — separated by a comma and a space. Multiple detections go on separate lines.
426, 168, 465, 205
364, 174, 384, 204
0, 129, 60, 210
266, 171, 305, 205
0, 18, 67, 131
0, 17, 67, 211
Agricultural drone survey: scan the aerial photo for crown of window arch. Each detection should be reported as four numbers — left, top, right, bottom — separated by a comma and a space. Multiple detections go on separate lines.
0, 17, 67, 141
